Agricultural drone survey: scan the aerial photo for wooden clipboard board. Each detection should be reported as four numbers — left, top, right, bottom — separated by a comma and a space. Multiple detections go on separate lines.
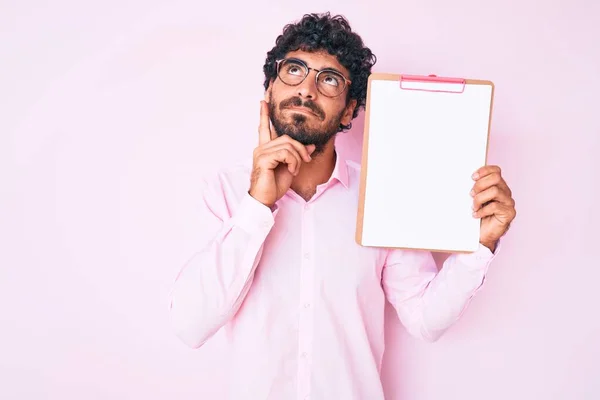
355, 72, 495, 253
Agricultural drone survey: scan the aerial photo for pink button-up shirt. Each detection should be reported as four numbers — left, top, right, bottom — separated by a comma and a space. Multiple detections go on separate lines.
169, 147, 498, 400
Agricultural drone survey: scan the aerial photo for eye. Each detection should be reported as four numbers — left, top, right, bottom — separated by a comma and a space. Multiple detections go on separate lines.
320, 72, 341, 87
285, 63, 305, 76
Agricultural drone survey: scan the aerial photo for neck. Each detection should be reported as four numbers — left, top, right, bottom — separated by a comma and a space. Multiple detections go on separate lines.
290, 141, 337, 202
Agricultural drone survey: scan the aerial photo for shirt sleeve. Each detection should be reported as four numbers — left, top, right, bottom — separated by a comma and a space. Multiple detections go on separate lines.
381, 242, 500, 342
169, 176, 277, 349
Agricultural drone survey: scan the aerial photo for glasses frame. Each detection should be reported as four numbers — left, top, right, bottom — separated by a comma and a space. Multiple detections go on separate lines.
275, 58, 352, 98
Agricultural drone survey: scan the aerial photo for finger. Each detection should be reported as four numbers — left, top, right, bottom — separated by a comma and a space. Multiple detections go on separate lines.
471, 171, 509, 196
263, 135, 315, 162
260, 134, 316, 163
472, 185, 514, 211
270, 143, 303, 173
280, 136, 315, 162
473, 201, 515, 222
257, 148, 298, 175
472, 165, 501, 181
258, 101, 272, 145
274, 147, 301, 175
259, 145, 302, 175
473, 201, 501, 219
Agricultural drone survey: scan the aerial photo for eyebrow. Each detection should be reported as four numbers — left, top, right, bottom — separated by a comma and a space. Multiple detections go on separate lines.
288, 57, 348, 78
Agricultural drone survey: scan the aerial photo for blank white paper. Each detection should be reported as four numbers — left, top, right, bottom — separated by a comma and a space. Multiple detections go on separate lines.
359, 78, 493, 252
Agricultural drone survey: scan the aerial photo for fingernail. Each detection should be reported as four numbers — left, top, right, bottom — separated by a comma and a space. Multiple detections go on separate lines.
470, 190, 475, 197
472, 173, 479, 180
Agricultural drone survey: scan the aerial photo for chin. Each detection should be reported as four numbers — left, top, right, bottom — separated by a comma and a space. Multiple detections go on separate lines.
272, 110, 338, 150
277, 129, 316, 146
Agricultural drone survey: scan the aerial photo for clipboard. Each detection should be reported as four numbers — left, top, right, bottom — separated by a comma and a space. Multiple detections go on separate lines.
355, 72, 495, 253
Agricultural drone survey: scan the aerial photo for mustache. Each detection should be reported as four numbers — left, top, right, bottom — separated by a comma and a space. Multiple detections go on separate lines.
279, 97, 325, 119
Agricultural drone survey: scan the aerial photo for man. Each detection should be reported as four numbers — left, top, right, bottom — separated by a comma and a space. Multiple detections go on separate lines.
169, 12, 516, 400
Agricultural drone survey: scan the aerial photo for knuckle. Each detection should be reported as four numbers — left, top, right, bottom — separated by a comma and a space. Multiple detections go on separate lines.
282, 143, 294, 152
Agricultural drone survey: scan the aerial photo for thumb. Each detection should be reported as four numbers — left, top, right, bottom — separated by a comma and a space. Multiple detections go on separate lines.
306, 144, 316, 154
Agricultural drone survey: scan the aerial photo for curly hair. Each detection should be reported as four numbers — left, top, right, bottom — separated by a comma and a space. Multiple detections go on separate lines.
263, 12, 377, 131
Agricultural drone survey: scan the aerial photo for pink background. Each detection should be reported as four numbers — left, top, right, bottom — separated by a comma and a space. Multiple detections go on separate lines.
1, 0, 599, 399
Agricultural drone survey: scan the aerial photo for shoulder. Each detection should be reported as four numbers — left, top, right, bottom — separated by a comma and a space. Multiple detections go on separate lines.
201, 160, 251, 189
199, 159, 252, 212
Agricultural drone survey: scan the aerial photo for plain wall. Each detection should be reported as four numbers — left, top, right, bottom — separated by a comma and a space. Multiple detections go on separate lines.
1, 0, 599, 399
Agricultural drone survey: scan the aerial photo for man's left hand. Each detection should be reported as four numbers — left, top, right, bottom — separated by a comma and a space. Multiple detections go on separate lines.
471, 165, 516, 252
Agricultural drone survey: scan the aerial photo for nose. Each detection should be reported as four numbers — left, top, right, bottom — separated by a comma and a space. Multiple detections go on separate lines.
296, 71, 319, 99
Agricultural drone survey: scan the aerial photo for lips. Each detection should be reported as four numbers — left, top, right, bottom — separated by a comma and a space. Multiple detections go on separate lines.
286, 106, 318, 117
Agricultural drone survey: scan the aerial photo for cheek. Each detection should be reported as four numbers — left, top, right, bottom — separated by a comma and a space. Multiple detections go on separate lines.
324, 103, 347, 120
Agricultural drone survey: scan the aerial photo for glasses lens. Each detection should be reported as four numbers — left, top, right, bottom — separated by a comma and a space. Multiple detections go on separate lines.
278, 59, 307, 85
317, 71, 346, 97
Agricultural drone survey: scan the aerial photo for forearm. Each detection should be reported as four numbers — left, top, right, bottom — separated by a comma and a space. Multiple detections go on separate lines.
169, 194, 274, 348
383, 243, 498, 342
417, 244, 497, 340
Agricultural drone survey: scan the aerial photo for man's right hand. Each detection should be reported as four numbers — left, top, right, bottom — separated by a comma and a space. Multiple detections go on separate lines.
249, 101, 315, 208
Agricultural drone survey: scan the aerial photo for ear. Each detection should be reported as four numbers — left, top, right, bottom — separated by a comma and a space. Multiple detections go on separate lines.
340, 99, 357, 126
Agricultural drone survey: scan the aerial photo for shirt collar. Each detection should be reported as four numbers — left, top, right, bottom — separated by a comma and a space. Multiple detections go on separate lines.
330, 147, 350, 189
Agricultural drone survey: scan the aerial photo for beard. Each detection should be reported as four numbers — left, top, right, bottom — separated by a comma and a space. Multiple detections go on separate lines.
268, 96, 343, 156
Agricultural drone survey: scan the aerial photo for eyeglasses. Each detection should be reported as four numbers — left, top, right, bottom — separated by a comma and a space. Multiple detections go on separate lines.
275, 58, 351, 98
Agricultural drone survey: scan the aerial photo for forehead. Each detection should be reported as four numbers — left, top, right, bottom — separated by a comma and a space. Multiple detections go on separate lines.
283, 50, 350, 77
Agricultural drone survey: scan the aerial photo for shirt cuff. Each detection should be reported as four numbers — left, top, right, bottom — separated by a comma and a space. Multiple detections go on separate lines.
453, 239, 502, 270
232, 192, 279, 235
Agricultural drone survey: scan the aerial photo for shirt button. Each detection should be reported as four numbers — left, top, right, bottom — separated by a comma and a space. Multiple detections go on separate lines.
301, 352, 308, 357
304, 303, 310, 308
304, 252, 310, 260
